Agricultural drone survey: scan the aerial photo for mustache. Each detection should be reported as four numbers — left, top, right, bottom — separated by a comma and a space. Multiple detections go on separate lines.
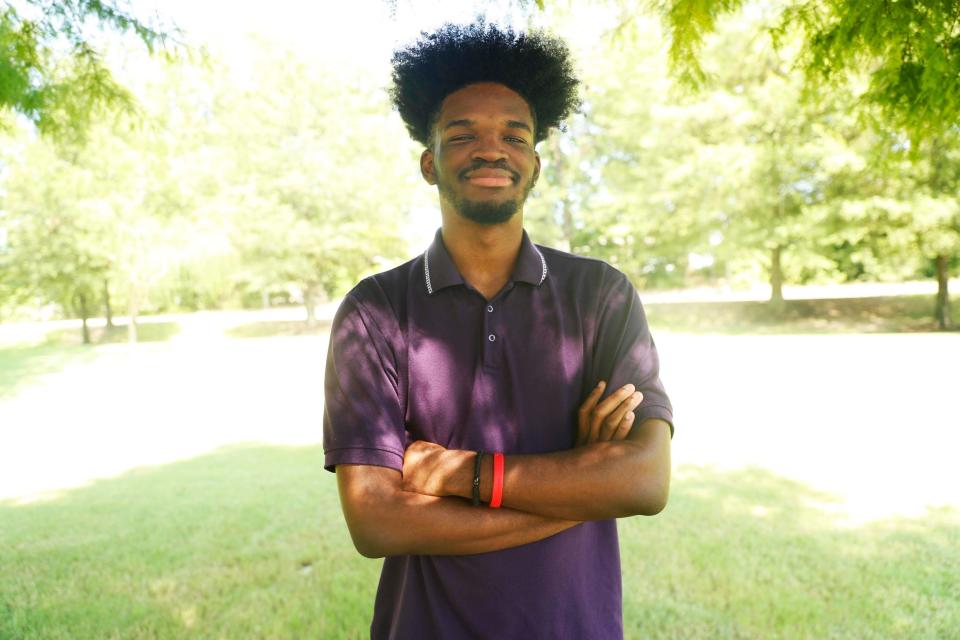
459, 161, 520, 182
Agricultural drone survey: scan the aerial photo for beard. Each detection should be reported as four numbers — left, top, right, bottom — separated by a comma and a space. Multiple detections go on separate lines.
437, 167, 536, 226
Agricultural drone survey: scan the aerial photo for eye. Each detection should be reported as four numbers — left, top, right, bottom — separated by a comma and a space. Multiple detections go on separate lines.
449, 135, 473, 143
505, 136, 528, 144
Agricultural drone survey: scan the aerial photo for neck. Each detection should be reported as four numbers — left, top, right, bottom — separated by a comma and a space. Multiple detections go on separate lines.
439, 208, 524, 300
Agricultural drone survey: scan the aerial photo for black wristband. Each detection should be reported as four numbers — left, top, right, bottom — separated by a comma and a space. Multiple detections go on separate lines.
472, 451, 484, 506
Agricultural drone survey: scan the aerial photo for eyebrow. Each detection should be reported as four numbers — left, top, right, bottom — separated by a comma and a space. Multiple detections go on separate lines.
505, 120, 533, 133
443, 118, 533, 134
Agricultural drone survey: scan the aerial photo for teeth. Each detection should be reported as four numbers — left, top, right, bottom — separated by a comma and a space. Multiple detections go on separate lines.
470, 177, 512, 186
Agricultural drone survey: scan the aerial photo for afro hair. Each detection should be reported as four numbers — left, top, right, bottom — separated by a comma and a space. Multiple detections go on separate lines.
390, 21, 580, 147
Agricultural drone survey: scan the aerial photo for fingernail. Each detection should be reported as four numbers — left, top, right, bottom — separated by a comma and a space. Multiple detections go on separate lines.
597, 381, 605, 388
626, 412, 635, 421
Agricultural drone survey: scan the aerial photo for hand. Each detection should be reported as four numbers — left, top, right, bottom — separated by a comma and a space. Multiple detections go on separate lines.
402, 440, 462, 497
576, 381, 644, 446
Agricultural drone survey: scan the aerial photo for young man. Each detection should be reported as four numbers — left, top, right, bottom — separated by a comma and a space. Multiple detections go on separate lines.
323, 22, 673, 639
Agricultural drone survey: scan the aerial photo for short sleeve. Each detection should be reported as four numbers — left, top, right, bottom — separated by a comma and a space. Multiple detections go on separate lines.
323, 292, 406, 472
592, 270, 674, 437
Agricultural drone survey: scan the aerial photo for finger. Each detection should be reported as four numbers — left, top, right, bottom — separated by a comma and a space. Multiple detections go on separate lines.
589, 384, 636, 442
592, 383, 636, 419
588, 383, 635, 440
598, 392, 643, 441
578, 381, 606, 415
610, 411, 636, 441
577, 381, 606, 445
578, 381, 606, 429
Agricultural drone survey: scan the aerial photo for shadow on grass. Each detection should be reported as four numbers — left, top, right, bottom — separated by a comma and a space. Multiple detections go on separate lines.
45, 321, 181, 346
0, 444, 373, 640
620, 465, 960, 638
225, 320, 331, 339
1, 447, 956, 639
645, 294, 960, 334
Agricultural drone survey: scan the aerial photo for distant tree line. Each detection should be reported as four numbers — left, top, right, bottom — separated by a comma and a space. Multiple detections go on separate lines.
1, 1, 957, 338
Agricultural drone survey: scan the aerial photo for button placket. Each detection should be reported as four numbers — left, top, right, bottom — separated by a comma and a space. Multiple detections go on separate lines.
483, 298, 502, 370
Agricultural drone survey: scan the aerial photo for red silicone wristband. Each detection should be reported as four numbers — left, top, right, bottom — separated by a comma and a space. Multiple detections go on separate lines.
490, 452, 504, 508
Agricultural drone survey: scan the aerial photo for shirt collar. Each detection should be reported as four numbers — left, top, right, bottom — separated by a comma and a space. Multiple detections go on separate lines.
423, 228, 549, 295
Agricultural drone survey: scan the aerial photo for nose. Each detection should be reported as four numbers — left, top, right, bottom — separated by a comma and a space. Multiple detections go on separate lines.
471, 130, 508, 162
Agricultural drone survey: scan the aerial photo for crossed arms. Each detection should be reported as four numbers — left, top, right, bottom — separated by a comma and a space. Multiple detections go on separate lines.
336, 381, 672, 558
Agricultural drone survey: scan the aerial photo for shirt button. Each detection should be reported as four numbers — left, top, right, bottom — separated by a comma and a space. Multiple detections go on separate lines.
488, 334, 496, 342
487, 305, 494, 313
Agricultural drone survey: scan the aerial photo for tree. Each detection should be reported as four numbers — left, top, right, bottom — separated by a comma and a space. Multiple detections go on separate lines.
689, 12, 870, 304
650, 0, 960, 141
527, 5, 858, 299
1, 61, 207, 342
523, 9, 720, 289
207, 41, 414, 326
651, 0, 960, 322
818, 129, 960, 329
2, 34, 424, 333
1, 3, 183, 335
1, 0, 180, 143
1, 139, 116, 342
526, 0, 957, 320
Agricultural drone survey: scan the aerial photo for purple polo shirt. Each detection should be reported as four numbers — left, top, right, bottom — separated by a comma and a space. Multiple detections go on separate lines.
324, 228, 673, 639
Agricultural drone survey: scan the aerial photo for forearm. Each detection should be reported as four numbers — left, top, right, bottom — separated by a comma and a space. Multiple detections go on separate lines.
337, 464, 580, 558
501, 441, 667, 520
443, 420, 672, 521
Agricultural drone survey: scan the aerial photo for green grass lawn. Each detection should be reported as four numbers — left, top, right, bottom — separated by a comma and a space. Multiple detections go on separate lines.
2, 296, 958, 638
1, 446, 957, 639
0, 344, 100, 400
643, 294, 960, 334
0, 322, 179, 399
43, 321, 182, 346
0, 445, 378, 639
620, 467, 960, 639
225, 320, 332, 340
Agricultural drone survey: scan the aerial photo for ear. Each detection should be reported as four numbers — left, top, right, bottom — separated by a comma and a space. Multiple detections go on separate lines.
532, 150, 541, 187
420, 148, 437, 185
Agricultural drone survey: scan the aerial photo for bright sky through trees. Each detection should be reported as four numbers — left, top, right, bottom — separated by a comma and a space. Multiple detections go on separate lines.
130, 0, 617, 71
133, 1, 500, 68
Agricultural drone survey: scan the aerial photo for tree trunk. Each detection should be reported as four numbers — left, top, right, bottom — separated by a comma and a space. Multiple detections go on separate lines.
104, 278, 114, 328
304, 284, 320, 328
935, 254, 951, 329
127, 283, 141, 344
127, 314, 139, 343
78, 292, 91, 345
769, 245, 784, 305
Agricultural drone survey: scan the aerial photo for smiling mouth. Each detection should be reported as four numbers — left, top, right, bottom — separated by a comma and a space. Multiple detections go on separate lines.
462, 168, 517, 188
467, 176, 513, 187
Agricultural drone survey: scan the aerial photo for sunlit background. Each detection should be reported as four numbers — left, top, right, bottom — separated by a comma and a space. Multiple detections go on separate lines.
1, 0, 958, 637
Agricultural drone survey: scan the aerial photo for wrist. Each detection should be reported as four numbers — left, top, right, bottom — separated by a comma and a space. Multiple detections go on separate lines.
445, 449, 476, 499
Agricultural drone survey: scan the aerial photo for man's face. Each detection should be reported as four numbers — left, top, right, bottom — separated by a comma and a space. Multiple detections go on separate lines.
421, 82, 541, 226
